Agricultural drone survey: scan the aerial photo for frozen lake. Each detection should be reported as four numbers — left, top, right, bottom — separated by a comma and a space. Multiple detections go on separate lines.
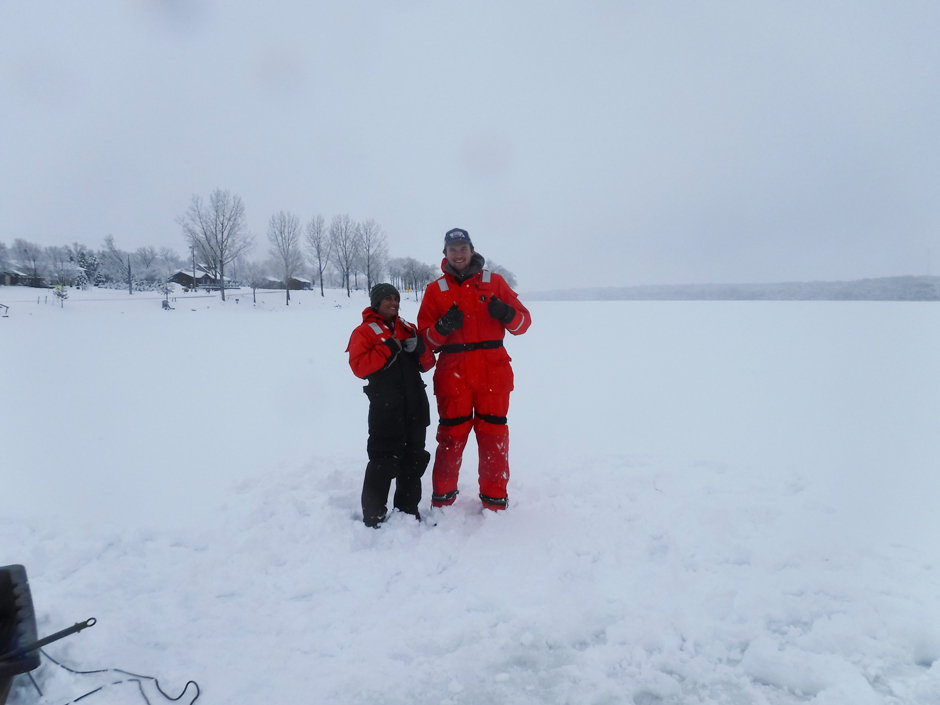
2, 287, 939, 704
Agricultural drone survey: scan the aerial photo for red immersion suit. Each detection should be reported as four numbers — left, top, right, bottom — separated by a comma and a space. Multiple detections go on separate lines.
417, 254, 531, 509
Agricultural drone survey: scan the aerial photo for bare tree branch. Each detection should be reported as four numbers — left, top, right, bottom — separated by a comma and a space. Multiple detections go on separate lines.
329, 213, 359, 298
304, 214, 331, 297
357, 218, 388, 292
13, 238, 45, 286
136, 246, 158, 270
388, 256, 435, 301
178, 189, 254, 301
267, 210, 304, 305
103, 235, 135, 295
44, 245, 74, 286
240, 258, 269, 305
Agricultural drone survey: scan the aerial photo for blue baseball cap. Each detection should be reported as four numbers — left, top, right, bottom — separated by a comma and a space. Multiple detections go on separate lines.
444, 228, 473, 250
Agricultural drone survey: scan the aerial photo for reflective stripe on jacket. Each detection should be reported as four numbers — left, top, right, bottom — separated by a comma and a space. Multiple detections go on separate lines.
417, 259, 531, 395
417, 261, 531, 350
347, 307, 435, 379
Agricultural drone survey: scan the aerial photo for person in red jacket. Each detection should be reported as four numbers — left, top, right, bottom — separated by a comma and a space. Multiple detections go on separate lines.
347, 283, 436, 527
417, 228, 531, 511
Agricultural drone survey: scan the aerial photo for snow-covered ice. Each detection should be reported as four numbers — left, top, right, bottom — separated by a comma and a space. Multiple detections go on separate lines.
2, 287, 939, 704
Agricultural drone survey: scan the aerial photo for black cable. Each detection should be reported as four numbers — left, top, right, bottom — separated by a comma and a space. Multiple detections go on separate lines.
39, 649, 108, 675
36, 648, 200, 705
26, 671, 42, 697
114, 669, 200, 703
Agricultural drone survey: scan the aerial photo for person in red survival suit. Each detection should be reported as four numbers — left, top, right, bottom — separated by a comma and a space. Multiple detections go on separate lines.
417, 228, 532, 511
347, 283, 436, 527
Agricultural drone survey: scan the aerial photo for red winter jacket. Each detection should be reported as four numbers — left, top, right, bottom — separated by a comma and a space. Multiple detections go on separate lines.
417, 255, 531, 394
347, 308, 435, 379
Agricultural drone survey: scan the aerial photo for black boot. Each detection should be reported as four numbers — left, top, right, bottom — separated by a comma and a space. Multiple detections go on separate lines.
393, 449, 430, 519
363, 512, 387, 529
362, 458, 396, 526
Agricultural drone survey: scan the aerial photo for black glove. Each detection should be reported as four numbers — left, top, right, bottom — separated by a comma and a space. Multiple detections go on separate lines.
411, 335, 426, 356
435, 303, 464, 336
487, 296, 515, 325
383, 337, 401, 358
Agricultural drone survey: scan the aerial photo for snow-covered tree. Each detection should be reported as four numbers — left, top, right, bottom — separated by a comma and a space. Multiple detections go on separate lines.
70, 243, 102, 288
103, 235, 135, 294
387, 256, 435, 301
45, 245, 74, 286
53, 283, 68, 307
136, 246, 159, 284
13, 238, 45, 286
386, 257, 404, 290
486, 260, 518, 289
241, 259, 269, 304
158, 247, 182, 302
158, 247, 182, 273
136, 246, 157, 269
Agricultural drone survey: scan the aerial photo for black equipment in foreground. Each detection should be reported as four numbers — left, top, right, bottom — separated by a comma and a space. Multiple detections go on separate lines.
0, 564, 95, 705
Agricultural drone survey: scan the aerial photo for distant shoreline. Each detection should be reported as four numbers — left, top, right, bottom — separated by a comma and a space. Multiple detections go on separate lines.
523, 275, 940, 302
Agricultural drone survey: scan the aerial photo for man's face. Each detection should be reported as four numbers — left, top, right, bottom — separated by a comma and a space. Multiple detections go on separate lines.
445, 243, 473, 273
377, 294, 400, 322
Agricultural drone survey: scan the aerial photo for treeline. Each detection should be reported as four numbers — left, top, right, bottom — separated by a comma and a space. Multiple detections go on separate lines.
1, 188, 517, 304
526, 276, 940, 302
0, 237, 181, 293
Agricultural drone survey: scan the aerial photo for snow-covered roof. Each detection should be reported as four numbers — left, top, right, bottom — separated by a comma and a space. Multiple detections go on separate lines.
262, 276, 312, 284
169, 269, 232, 281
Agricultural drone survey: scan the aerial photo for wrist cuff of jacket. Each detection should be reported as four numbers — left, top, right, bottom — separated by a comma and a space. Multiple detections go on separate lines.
506, 310, 526, 333
435, 321, 456, 337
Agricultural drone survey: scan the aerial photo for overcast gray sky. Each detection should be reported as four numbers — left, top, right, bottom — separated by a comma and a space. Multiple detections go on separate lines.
2, 1, 939, 290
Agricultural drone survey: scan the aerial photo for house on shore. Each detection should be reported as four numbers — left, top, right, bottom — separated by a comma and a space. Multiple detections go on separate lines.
259, 276, 313, 290
1, 268, 27, 286
168, 266, 234, 291
0, 268, 43, 287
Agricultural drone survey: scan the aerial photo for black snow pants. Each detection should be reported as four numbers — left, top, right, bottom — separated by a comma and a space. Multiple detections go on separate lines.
361, 355, 431, 526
